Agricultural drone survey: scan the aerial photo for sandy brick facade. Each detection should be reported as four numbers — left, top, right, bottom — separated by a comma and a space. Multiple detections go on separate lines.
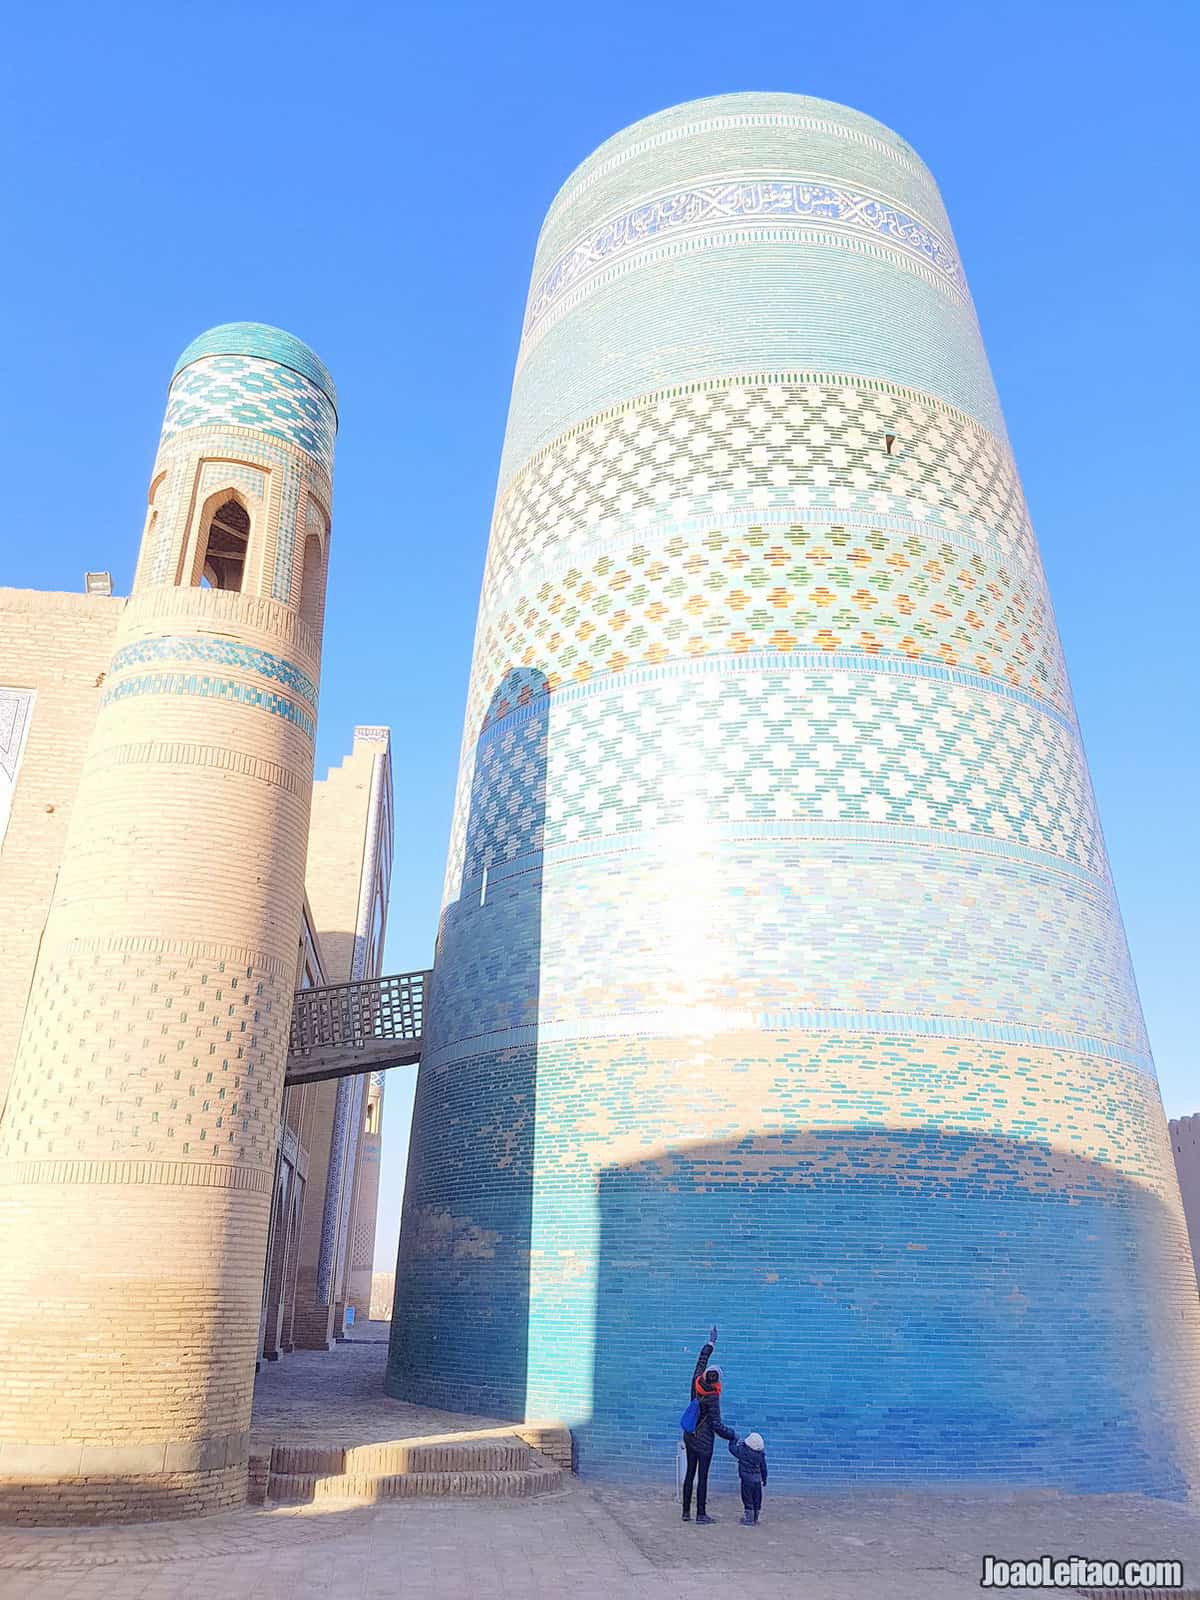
347, 1074, 385, 1317
289, 731, 394, 1346
257, 903, 324, 1364
0, 592, 123, 1107
370, 1270, 396, 1321
1170, 1115, 1200, 1294
0, 324, 339, 1523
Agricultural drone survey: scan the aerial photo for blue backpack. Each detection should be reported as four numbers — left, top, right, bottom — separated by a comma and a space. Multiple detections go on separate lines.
680, 1397, 700, 1433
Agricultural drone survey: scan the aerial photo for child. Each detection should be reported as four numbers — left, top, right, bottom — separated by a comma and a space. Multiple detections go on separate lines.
729, 1431, 768, 1524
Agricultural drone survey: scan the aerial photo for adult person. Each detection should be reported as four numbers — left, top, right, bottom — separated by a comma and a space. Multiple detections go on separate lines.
681, 1323, 735, 1523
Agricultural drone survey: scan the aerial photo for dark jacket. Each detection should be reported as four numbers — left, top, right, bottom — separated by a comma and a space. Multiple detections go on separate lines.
729, 1436, 768, 1486
684, 1341, 734, 1457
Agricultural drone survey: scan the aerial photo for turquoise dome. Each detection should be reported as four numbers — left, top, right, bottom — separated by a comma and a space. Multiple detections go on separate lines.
172, 322, 337, 414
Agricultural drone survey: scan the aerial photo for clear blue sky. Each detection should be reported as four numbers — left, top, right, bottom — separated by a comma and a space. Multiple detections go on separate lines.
2, 0, 1196, 1275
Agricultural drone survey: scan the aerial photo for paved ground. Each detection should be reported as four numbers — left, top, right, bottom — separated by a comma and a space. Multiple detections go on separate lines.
250, 1323, 514, 1452
5, 1484, 1200, 1600
2, 1330, 1198, 1598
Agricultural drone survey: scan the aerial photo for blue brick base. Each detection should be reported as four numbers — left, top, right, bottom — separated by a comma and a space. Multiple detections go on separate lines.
390, 1108, 1193, 1498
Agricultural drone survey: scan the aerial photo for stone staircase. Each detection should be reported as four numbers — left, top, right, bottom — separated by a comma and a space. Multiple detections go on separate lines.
250, 1425, 571, 1505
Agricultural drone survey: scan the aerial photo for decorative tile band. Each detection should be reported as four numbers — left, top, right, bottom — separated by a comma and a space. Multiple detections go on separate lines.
525, 178, 963, 343
0, 1158, 273, 1191
483, 499, 1036, 617
173, 321, 337, 414
100, 671, 314, 739
462, 814, 1110, 894
47, 932, 293, 982
478, 648, 1078, 738
505, 368, 1006, 473
489, 373, 1031, 587
422, 1010, 1154, 1076
162, 356, 335, 478
110, 636, 318, 711
83, 740, 309, 799
551, 106, 932, 214
444, 656, 1103, 905
470, 518, 1065, 731
520, 225, 965, 369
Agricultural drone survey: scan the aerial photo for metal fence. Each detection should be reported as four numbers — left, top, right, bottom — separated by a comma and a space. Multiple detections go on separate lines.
289, 970, 429, 1056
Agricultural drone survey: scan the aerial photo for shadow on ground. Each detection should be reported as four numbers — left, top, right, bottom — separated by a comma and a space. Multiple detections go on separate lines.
5, 1337, 1200, 1599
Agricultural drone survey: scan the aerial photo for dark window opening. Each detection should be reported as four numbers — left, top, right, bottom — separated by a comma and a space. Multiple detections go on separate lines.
199, 499, 250, 591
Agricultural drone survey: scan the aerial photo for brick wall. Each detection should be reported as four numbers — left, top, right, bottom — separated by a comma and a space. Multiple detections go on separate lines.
369, 1271, 395, 1321
347, 1101, 383, 1315
291, 736, 381, 1343
0, 589, 123, 1108
1170, 1115, 1200, 1294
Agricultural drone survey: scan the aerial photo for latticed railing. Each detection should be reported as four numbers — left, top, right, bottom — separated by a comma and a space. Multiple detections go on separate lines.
289, 970, 429, 1057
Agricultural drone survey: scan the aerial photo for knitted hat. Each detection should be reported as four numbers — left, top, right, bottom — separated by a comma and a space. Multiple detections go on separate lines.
745, 1432, 764, 1452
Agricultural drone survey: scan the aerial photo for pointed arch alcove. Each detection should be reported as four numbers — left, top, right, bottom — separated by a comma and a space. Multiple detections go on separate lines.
199, 498, 251, 591
180, 489, 257, 593
298, 497, 329, 633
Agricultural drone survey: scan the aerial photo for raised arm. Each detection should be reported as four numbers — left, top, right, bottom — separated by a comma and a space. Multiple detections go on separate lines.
691, 1324, 718, 1387
692, 1342, 714, 1387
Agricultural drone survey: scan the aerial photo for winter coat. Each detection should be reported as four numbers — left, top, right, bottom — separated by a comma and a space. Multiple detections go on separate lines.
684, 1341, 735, 1458
729, 1436, 768, 1486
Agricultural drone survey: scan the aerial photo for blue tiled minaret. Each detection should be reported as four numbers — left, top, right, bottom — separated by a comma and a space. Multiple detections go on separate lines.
389, 95, 1200, 1494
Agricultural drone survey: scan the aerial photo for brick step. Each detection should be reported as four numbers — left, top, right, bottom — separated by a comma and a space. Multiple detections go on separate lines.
513, 1424, 573, 1472
246, 1426, 574, 1506
270, 1436, 533, 1477
267, 1464, 565, 1504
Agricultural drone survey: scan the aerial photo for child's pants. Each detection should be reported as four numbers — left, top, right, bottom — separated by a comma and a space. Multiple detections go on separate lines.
740, 1479, 763, 1520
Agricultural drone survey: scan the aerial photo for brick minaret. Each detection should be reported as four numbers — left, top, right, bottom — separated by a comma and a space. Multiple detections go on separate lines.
0, 323, 336, 1522
390, 95, 1200, 1495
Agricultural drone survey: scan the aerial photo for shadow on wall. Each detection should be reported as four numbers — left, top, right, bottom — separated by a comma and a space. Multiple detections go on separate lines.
583, 1126, 1195, 1498
387, 669, 548, 1419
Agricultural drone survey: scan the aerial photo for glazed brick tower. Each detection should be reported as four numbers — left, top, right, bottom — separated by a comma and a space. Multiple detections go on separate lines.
389, 94, 1200, 1494
0, 323, 335, 1521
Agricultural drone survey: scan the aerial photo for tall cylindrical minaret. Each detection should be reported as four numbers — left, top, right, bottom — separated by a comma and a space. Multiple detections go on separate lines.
390, 94, 1200, 1494
0, 323, 336, 1522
